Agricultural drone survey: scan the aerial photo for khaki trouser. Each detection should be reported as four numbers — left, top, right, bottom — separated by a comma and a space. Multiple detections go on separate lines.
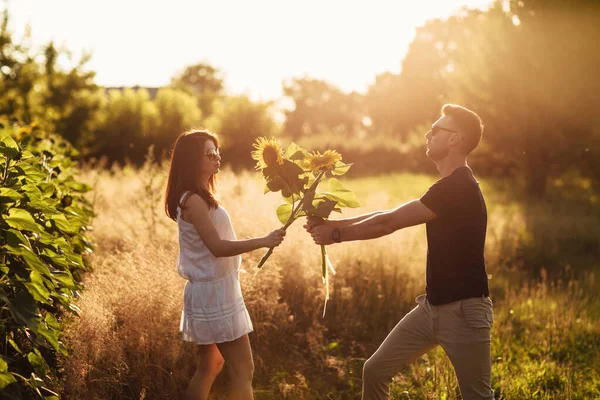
362, 294, 494, 400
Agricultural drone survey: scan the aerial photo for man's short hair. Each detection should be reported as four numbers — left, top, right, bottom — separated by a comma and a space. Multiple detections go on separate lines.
442, 104, 484, 155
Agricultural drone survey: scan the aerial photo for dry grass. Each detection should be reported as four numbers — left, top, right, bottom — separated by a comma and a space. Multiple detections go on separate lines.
57, 164, 600, 399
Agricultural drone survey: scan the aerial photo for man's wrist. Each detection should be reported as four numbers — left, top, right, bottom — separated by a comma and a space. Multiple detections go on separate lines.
332, 227, 342, 243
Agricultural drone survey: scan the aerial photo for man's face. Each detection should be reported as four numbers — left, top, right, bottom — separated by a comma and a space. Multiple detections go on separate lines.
424, 115, 460, 162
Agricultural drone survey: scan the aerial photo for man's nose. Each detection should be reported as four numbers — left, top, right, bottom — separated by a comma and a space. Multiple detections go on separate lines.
425, 130, 432, 139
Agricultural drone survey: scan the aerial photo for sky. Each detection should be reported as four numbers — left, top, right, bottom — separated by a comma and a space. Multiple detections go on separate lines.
7, 0, 492, 101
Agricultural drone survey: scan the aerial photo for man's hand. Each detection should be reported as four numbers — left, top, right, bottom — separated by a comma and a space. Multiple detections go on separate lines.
309, 224, 335, 245
303, 216, 325, 233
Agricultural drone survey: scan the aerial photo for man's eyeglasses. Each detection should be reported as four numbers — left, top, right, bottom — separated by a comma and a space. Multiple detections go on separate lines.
205, 148, 221, 161
431, 126, 460, 136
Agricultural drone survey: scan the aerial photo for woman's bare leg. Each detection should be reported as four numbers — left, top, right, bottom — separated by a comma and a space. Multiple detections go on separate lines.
216, 335, 254, 400
185, 343, 225, 400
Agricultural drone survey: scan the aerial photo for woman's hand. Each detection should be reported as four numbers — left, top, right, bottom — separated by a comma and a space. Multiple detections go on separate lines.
263, 228, 286, 248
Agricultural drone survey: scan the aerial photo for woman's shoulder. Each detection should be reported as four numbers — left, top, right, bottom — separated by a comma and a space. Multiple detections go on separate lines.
182, 192, 212, 213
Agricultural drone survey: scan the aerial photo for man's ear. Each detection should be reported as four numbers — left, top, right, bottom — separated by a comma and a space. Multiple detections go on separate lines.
449, 132, 463, 146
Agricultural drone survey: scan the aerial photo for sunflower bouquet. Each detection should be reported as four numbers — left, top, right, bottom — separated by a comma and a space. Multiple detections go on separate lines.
251, 137, 360, 315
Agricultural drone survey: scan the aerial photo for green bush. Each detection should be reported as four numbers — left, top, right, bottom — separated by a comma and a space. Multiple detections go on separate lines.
0, 123, 94, 399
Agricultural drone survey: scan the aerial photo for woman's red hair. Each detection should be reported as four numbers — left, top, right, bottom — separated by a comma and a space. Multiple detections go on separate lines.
165, 129, 220, 221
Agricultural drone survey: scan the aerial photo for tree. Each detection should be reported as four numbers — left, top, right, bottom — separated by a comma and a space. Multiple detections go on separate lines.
364, 20, 450, 141
0, 10, 102, 150
92, 88, 158, 164
171, 62, 224, 118
398, 1, 600, 197
151, 87, 203, 158
282, 77, 366, 141
209, 95, 279, 170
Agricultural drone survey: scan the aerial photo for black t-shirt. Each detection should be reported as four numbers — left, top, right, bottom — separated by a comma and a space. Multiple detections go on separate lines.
420, 166, 489, 305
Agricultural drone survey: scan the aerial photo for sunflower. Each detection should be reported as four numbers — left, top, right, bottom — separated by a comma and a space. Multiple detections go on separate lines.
303, 150, 342, 173
251, 137, 284, 169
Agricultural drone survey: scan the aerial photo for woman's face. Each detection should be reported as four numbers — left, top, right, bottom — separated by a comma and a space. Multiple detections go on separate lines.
201, 139, 221, 178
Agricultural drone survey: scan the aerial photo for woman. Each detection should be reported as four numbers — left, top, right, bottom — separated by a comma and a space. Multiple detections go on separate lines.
165, 129, 285, 400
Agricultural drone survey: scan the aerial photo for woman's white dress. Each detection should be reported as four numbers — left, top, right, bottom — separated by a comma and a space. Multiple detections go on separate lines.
177, 192, 253, 344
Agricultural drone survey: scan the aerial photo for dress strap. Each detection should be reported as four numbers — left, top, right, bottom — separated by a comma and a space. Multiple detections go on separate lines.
177, 191, 192, 219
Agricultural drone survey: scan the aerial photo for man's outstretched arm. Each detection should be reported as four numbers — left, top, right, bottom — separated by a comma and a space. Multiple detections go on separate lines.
309, 200, 437, 245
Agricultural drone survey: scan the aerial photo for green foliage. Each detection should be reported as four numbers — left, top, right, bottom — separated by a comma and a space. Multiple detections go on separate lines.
210, 95, 280, 170
91, 88, 158, 163
0, 10, 101, 150
283, 77, 366, 141
151, 88, 203, 156
0, 123, 94, 398
170, 62, 224, 117
394, 1, 600, 197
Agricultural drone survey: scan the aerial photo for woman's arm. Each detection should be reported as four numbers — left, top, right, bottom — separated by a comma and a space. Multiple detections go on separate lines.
185, 194, 283, 257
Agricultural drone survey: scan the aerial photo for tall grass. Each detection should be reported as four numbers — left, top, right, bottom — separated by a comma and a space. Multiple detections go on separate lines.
57, 163, 600, 399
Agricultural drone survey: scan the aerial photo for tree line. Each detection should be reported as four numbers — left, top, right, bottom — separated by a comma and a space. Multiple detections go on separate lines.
1, 0, 598, 197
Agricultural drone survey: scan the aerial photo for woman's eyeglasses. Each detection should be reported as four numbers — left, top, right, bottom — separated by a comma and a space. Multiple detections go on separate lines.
205, 148, 221, 161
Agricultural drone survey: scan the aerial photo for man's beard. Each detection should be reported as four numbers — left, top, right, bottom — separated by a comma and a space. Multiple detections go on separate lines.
426, 146, 449, 162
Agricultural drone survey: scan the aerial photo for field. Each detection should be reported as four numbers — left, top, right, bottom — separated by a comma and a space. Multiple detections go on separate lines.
57, 163, 600, 399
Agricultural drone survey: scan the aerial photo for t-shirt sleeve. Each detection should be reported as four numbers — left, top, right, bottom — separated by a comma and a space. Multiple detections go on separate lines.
420, 176, 462, 218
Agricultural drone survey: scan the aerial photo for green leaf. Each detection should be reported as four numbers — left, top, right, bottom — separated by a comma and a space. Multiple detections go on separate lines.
0, 187, 20, 202
302, 188, 316, 212
285, 142, 309, 159
0, 370, 17, 389
49, 214, 75, 234
310, 199, 338, 219
21, 183, 44, 200
17, 164, 47, 183
1, 289, 40, 331
4, 229, 31, 248
263, 160, 308, 198
0, 136, 20, 159
8, 339, 22, 355
20, 150, 35, 160
27, 349, 50, 377
0, 356, 17, 389
52, 271, 75, 288
64, 178, 92, 193
5, 208, 42, 233
0, 357, 10, 373
324, 178, 361, 208
64, 213, 84, 232
62, 250, 84, 269
276, 203, 293, 225
288, 150, 305, 162
45, 313, 60, 332
282, 194, 297, 204
28, 200, 59, 215
36, 323, 61, 352
330, 161, 352, 176
3, 244, 53, 278
41, 248, 69, 269
37, 232, 68, 249
1, 135, 19, 149
24, 271, 52, 305
38, 182, 56, 198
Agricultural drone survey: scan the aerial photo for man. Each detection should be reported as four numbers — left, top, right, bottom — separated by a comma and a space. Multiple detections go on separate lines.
305, 104, 494, 399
